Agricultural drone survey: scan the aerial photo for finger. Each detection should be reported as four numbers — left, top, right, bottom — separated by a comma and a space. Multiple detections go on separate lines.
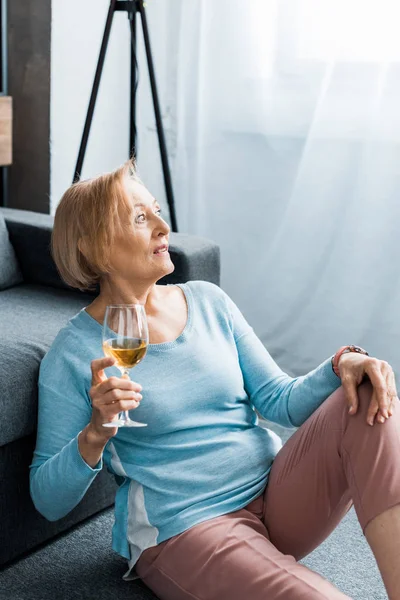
377, 392, 396, 424
379, 364, 397, 419
388, 396, 397, 418
103, 388, 142, 406
341, 375, 359, 414
387, 370, 398, 417
374, 370, 392, 423
376, 371, 397, 421
105, 398, 141, 414
366, 390, 379, 426
376, 408, 386, 424
101, 399, 141, 427
96, 376, 142, 396
91, 357, 115, 385
365, 361, 389, 418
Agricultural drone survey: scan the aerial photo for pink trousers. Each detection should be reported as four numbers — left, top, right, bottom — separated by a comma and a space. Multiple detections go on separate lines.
135, 382, 400, 599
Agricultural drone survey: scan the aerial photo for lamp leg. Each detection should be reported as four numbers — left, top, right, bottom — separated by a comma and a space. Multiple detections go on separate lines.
137, 0, 178, 232
129, 13, 138, 159
73, 0, 117, 183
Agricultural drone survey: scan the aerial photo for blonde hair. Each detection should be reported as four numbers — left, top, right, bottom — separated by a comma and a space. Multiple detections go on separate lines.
51, 159, 142, 291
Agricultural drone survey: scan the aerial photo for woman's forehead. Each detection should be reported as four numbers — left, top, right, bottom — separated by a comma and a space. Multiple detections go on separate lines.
126, 179, 154, 207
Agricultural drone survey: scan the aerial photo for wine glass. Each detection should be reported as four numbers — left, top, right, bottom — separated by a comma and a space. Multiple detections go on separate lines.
102, 304, 149, 428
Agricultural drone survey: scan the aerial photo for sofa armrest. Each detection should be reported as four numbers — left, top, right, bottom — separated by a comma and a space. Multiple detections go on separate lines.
0, 207, 220, 291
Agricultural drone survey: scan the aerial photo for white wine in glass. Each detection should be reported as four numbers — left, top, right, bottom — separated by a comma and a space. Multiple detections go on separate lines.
102, 304, 149, 428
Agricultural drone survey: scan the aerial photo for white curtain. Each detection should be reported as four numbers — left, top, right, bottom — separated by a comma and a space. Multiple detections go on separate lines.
137, 0, 400, 379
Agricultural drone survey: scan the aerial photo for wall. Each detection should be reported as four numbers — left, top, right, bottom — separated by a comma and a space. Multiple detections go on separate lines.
50, 0, 131, 212
50, 0, 179, 220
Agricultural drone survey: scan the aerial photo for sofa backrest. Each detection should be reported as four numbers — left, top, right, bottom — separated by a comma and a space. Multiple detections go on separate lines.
0, 207, 221, 293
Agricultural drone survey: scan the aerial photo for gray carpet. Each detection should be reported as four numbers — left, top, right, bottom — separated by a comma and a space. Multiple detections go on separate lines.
0, 505, 386, 600
0, 424, 387, 599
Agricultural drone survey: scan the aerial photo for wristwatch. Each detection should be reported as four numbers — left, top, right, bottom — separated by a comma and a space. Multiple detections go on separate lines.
331, 345, 369, 378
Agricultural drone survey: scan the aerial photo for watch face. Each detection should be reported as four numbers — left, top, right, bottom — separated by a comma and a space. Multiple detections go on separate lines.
350, 345, 368, 355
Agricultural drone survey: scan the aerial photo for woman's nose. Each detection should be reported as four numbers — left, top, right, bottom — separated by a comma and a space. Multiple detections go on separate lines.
158, 218, 170, 235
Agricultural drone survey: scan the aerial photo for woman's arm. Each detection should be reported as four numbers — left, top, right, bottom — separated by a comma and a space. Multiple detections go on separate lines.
78, 426, 108, 468
29, 382, 104, 521
223, 291, 341, 428
236, 331, 340, 427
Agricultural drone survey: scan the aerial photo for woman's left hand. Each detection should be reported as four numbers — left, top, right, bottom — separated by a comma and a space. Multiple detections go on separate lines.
338, 353, 398, 426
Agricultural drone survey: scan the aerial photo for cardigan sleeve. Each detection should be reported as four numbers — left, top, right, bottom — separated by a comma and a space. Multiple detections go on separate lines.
29, 382, 103, 521
222, 289, 342, 428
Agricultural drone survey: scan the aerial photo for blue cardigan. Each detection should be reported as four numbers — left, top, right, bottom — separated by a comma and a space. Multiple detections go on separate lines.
29, 280, 341, 580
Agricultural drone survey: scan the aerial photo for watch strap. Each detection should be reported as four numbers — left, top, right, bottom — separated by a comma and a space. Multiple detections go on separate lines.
331, 345, 369, 378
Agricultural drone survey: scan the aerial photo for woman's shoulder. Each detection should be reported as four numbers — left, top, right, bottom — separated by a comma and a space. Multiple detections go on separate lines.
183, 280, 234, 329
183, 279, 225, 299
184, 280, 232, 309
185, 280, 252, 339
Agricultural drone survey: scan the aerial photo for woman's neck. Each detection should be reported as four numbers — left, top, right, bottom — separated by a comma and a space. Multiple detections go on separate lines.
85, 280, 165, 325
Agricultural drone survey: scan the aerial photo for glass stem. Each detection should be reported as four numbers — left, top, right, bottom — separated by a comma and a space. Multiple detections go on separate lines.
120, 368, 130, 424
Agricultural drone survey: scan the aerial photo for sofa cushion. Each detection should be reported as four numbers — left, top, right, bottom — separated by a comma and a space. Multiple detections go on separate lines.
0, 212, 23, 290
0, 284, 94, 447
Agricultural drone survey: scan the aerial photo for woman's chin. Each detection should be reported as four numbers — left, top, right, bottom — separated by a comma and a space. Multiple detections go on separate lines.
157, 257, 175, 275
150, 252, 175, 277
166, 260, 175, 275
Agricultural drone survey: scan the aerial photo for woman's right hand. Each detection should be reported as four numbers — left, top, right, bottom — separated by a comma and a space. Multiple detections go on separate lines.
87, 356, 143, 442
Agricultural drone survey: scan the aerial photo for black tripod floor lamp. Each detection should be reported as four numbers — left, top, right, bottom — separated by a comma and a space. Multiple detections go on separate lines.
73, 0, 178, 233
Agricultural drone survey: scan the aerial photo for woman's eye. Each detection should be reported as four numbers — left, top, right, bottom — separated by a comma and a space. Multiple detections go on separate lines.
136, 209, 162, 223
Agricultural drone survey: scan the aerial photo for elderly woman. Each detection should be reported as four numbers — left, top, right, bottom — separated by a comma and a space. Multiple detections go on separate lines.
30, 160, 400, 600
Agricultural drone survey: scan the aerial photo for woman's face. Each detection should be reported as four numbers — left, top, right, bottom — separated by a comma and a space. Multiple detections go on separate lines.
106, 179, 174, 283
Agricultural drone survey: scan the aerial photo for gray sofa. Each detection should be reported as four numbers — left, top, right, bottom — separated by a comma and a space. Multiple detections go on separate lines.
0, 207, 220, 575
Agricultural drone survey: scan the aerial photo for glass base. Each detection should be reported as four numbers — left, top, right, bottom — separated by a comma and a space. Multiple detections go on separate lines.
102, 419, 147, 428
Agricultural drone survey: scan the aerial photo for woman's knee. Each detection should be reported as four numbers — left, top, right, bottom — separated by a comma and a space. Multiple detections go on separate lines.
356, 378, 399, 421
332, 380, 375, 417
322, 380, 376, 428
